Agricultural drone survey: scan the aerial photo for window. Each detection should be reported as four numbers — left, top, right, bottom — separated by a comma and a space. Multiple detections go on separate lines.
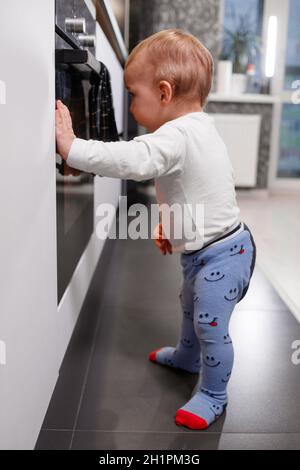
284, 0, 300, 89
276, 0, 300, 179
277, 105, 300, 178
222, 0, 264, 79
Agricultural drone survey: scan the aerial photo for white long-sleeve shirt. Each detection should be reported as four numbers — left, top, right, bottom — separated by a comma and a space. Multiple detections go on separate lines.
67, 111, 241, 252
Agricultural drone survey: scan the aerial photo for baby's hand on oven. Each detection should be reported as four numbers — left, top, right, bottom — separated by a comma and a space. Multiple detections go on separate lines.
55, 100, 76, 161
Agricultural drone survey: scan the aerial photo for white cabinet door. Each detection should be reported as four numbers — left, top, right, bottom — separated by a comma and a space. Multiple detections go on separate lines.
212, 114, 261, 187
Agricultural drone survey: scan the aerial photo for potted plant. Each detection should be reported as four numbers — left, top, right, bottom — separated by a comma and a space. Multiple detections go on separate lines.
221, 10, 261, 94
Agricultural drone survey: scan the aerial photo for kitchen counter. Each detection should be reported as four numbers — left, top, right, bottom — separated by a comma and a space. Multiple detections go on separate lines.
205, 96, 277, 189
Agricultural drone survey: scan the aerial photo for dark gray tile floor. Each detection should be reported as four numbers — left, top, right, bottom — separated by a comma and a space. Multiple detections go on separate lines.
35, 209, 300, 450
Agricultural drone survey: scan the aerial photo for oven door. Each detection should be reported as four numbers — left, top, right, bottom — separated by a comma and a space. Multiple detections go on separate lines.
55, 51, 94, 304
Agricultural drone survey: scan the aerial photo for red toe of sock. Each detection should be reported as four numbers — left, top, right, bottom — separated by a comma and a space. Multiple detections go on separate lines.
175, 409, 208, 430
148, 348, 161, 362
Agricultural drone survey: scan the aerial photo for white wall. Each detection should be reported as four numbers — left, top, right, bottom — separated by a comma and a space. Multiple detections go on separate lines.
0, 0, 123, 449
0, 0, 58, 449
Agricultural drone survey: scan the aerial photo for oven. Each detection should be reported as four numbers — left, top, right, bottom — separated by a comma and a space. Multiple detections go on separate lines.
55, 0, 98, 303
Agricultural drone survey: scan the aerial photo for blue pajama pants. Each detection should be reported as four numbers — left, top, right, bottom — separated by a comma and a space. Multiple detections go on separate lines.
177, 222, 256, 401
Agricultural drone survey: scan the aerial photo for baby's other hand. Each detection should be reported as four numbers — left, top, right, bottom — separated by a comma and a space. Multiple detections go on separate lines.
153, 223, 173, 255
55, 100, 76, 161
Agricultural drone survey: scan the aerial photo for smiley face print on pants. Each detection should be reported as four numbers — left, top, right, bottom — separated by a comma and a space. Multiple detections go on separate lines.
195, 358, 201, 368
183, 310, 193, 321
197, 312, 218, 327
221, 371, 232, 383
204, 270, 225, 282
223, 333, 232, 344
180, 337, 194, 348
210, 403, 223, 418
224, 287, 239, 301
166, 358, 175, 367
203, 355, 221, 367
229, 243, 245, 256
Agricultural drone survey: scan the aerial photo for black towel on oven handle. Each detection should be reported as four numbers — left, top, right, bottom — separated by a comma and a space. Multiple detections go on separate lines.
89, 62, 119, 142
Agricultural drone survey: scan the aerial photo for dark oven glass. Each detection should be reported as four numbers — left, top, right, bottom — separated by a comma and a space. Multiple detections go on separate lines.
55, 0, 96, 303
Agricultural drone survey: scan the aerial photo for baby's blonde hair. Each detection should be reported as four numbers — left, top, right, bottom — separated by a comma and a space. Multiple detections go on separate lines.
125, 29, 214, 107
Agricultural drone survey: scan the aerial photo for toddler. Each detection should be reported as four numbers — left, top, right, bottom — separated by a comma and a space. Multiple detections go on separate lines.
55, 29, 256, 430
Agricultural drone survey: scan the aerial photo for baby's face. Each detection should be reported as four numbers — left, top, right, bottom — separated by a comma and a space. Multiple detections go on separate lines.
124, 55, 164, 132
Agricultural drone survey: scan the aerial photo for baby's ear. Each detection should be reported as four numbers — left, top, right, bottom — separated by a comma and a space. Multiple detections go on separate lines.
159, 81, 173, 104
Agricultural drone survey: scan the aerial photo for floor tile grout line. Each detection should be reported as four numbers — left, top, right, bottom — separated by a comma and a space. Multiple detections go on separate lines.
68, 304, 109, 450
68, 245, 119, 450
43, 428, 300, 435
257, 261, 300, 324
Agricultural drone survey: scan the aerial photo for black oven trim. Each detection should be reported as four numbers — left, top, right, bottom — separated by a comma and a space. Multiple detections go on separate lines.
55, 24, 101, 76
55, 23, 81, 49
